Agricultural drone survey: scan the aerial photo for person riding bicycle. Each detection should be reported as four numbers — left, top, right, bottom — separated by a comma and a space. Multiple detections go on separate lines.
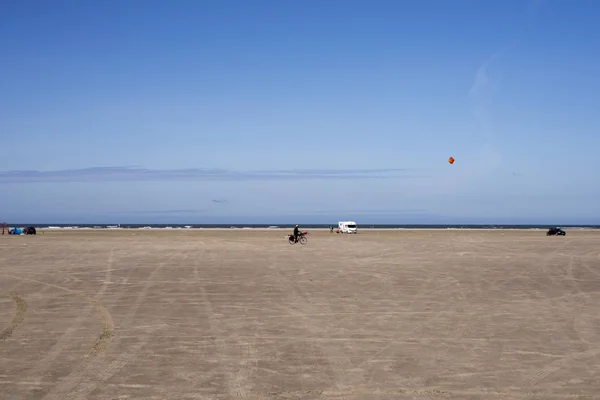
293, 225, 300, 243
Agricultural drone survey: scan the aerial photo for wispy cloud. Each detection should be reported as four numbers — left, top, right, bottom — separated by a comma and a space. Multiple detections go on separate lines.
469, 0, 546, 154
469, 59, 491, 98
114, 209, 205, 215
212, 199, 228, 204
0, 166, 425, 183
467, 46, 513, 176
469, 48, 509, 138
314, 208, 429, 215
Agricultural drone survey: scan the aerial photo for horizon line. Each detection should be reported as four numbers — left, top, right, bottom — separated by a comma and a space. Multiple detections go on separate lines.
4, 222, 598, 227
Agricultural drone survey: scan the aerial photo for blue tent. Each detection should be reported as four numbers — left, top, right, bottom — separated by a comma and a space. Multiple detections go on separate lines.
9, 228, 23, 235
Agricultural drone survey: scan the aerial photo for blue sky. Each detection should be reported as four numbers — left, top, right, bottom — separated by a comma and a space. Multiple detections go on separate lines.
1, 0, 599, 224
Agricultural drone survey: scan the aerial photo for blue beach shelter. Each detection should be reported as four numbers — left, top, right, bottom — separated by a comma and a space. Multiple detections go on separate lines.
9, 227, 23, 235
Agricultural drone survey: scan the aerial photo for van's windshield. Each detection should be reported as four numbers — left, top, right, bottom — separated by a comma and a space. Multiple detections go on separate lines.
347, 224, 356, 228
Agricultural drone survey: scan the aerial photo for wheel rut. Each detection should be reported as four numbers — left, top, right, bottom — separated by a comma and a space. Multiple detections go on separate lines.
0, 294, 27, 341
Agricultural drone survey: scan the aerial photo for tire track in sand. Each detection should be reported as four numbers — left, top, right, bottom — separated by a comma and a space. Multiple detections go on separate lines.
0, 294, 27, 341
195, 246, 258, 398
521, 346, 600, 396
565, 255, 594, 346
521, 254, 600, 396
0, 271, 116, 399
1, 274, 115, 358
268, 256, 359, 400
24, 248, 116, 387
56, 322, 167, 400
41, 246, 181, 400
0, 240, 93, 341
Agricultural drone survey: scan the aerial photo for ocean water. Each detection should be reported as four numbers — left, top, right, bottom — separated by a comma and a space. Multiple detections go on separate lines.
7, 223, 599, 230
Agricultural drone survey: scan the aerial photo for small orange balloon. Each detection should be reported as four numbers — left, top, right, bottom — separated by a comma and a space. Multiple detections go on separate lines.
448, 157, 455, 164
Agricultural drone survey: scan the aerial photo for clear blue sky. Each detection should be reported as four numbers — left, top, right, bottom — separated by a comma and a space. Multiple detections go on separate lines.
1, 0, 599, 224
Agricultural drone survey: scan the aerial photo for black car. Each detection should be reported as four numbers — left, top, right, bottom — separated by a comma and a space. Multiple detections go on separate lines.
25, 226, 37, 235
546, 227, 566, 236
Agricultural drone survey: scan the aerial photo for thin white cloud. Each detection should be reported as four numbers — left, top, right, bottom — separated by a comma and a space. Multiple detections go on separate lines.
469, 0, 547, 143
469, 48, 508, 100
114, 209, 205, 215
467, 46, 511, 173
0, 166, 426, 183
469, 61, 490, 97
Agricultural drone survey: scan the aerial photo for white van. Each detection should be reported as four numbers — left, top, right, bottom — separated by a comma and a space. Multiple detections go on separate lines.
338, 221, 358, 234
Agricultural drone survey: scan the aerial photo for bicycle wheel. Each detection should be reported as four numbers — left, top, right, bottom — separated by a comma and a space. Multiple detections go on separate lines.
299, 236, 307, 245
288, 236, 296, 245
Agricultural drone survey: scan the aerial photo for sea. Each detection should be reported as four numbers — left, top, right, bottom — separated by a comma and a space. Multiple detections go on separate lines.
7, 223, 599, 230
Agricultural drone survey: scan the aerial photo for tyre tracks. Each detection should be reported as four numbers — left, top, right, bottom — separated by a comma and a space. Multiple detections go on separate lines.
259, 387, 592, 399
22, 247, 116, 389
268, 258, 360, 400
0, 294, 27, 341
521, 247, 600, 396
0, 241, 93, 345
1, 273, 115, 358
41, 244, 179, 399
521, 346, 600, 395
195, 246, 258, 398
46, 322, 166, 400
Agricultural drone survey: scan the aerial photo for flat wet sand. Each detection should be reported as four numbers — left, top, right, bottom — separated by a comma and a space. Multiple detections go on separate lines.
1, 229, 600, 399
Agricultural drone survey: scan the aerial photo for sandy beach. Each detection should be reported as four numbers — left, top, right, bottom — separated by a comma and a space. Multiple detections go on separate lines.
1, 229, 600, 399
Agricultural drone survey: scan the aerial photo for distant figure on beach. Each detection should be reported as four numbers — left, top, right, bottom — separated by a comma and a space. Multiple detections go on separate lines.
330, 226, 333, 234
293, 225, 300, 243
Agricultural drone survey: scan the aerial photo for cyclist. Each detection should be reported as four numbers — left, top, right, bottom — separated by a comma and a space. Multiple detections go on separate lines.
293, 225, 300, 243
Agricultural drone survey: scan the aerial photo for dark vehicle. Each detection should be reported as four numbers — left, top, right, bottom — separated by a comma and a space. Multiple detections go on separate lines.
25, 227, 37, 235
288, 231, 308, 245
546, 227, 566, 236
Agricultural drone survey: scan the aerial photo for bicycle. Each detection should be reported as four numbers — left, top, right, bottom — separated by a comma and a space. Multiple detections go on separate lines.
288, 232, 308, 245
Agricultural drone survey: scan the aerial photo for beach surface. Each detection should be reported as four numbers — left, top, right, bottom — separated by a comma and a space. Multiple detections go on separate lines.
1, 228, 600, 399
